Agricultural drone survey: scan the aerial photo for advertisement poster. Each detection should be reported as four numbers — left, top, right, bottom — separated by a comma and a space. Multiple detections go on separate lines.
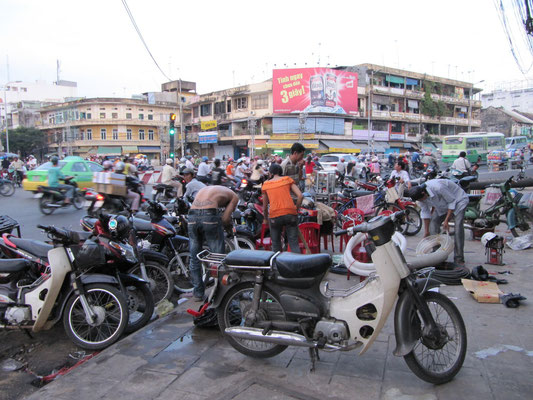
273, 68, 358, 115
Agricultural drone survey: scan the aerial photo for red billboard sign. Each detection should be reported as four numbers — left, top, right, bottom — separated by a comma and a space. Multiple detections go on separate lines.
273, 68, 358, 115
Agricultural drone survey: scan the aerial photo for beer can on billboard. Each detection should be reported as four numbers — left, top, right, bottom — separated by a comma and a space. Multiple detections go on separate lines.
310, 75, 325, 106
324, 73, 337, 108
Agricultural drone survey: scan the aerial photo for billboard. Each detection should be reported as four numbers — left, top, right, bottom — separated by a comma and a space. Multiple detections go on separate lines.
199, 131, 218, 144
273, 68, 358, 115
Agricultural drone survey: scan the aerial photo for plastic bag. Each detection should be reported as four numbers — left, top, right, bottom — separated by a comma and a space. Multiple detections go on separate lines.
481, 187, 501, 211
518, 192, 533, 215
506, 233, 533, 251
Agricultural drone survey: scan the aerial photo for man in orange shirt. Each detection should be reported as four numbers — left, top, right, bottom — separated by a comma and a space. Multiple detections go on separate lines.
225, 158, 235, 178
262, 163, 303, 253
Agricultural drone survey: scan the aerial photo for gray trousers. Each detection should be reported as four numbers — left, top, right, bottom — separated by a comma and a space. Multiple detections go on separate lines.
429, 206, 466, 264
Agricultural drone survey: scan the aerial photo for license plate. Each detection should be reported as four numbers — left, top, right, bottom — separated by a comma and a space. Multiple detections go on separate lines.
95, 201, 103, 208
84, 200, 92, 208
34, 193, 43, 198
151, 189, 157, 196
32, 176, 41, 181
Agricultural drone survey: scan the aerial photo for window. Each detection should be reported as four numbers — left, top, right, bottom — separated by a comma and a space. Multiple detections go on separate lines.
100, 113, 106, 119
193, 107, 199, 118
126, 129, 132, 140
445, 137, 463, 145
390, 122, 402, 133
126, 107, 132, 110
488, 137, 503, 147
200, 103, 212, 116
87, 113, 92, 119
71, 162, 87, 172
227, 100, 231, 112
126, 113, 132, 119
139, 108, 144, 111
87, 129, 92, 140
148, 129, 154, 140
252, 94, 269, 110
138, 114, 144, 120
214, 101, 225, 114
466, 138, 483, 149
139, 129, 145, 140
112, 129, 118, 140
99, 107, 105, 111
80, 112, 86, 119
234, 97, 248, 110
80, 130, 84, 140
148, 114, 153, 120
100, 128, 107, 140
112, 113, 118, 119
87, 162, 103, 172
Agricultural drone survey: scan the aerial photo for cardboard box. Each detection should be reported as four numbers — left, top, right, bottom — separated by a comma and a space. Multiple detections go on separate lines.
93, 172, 126, 186
95, 183, 128, 197
461, 279, 504, 303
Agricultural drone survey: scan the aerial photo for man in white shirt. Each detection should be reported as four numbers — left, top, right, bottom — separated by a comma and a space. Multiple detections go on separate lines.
197, 156, 211, 184
451, 152, 472, 174
161, 158, 183, 197
185, 156, 195, 170
336, 158, 346, 175
390, 160, 411, 189
407, 179, 469, 265
182, 168, 206, 200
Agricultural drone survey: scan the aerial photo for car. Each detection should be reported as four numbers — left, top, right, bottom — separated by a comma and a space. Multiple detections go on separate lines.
22, 156, 104, 192
318, 154, 358, 172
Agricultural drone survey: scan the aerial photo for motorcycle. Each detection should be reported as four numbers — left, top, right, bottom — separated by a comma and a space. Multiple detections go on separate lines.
463, 176, 532, 237
199, 211, 466, 384
37, 177, 85, 215
85, 175, 145, 216
0, 178, 15, 197
152, 177, 185, 204
0, 225, 129, 350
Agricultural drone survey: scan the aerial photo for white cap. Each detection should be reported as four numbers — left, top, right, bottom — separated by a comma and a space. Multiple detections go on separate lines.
166, 158, 173, 164
481, 232, 498, 247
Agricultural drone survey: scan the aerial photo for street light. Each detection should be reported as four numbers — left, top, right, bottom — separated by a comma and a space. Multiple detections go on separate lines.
468, 80, 484, 133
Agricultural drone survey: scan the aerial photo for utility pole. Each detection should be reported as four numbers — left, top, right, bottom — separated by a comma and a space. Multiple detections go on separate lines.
179, 79, 184, 158
298, 111, 308, 143
248, 114, 257, 159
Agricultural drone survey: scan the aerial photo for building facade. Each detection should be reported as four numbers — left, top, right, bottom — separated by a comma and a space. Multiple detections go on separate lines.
481, 106, 533, 138
179, 64, 482, 158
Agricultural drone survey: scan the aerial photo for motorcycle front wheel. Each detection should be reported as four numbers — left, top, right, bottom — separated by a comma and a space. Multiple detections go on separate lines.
124, 281, 155, 333
39, 195, 55, 215
403, 206, 422, 236
63, 284, 128, 350
403, 291, 467, 384
129, 261, 173, 305
73, 192, 85, 209
217, 282, 288, 358
0, 181, 15, 197
509, 209, 533, 237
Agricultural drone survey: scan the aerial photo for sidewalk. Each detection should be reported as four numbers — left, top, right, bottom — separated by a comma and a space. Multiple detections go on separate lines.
25, 232, 533, 400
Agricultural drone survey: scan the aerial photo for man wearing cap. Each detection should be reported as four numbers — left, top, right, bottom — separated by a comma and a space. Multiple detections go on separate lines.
406, 179, 469, 266
161, 158, 183, 197
182, 168, 206, 200
188, 185, 238, 301
197, 156, 211, 184
185, 155, 195, 170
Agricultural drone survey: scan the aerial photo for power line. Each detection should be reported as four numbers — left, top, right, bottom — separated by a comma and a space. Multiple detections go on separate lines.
120, 0, 172, 82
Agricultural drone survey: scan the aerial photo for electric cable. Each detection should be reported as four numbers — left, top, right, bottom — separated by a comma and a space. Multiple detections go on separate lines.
120, 0, 172, 81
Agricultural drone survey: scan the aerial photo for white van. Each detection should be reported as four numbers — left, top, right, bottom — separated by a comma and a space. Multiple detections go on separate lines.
505, 136, 528, 150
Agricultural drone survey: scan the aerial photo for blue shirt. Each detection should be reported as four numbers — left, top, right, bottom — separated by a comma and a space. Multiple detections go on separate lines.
48, 166, 65, 187
418, 179, 469, 219
411, 152, 420, 163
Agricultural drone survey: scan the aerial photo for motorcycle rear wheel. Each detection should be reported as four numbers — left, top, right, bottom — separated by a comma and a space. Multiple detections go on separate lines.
128, 261, 173, 305
39, 195, 55, 215
403, 291, 467, 384
217, 282, 288, 358
63, 283, 128, 350
73, 193, 84, 209
170, 252, 205, 293
124, 281, 155, 333
403, 206, 422, 236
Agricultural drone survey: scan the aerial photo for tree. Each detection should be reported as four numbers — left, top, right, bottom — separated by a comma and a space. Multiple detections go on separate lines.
2, 127, 47, 158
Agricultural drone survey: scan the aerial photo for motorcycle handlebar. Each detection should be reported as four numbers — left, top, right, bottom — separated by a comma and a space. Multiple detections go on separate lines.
333, 211, 406, 237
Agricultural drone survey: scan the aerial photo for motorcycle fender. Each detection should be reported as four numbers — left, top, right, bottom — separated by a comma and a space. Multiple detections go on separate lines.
507, 208, 517, 230
464, 208, 477, 220
392, 278, 441, 357
170, 235, 189, 249
117, 272, 149, 286
210, 275, 255, 309
140, 248, 169, 264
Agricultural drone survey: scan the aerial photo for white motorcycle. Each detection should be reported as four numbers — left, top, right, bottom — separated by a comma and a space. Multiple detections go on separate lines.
0, 225, 129, 350
201, 212, 467, 384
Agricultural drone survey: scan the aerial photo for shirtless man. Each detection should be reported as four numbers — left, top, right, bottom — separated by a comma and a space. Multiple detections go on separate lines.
188, 186, 238, 301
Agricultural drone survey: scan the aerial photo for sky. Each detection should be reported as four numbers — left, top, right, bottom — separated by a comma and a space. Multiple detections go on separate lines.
2, 0, 533, 98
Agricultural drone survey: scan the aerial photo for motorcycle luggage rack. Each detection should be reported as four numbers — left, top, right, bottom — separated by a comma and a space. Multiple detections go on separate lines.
196, 249, 226, 265
0, 215, 21, 237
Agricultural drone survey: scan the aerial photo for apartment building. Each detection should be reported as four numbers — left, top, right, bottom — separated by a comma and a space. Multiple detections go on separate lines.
39, 97, 177, 160
182, 64, 482, 158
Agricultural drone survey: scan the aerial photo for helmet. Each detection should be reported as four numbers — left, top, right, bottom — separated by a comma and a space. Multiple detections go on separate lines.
228, 157, 234, 162
193, 308, 218, 328
202, 156, 208, 162
51, 156, 59, 164
103, 160, 113, 170
340, 158, 345, 162
108, 215, 131, 240
166, 158, 173, 165
180, 157, 186, 162
182, 168, 195, 175
481, 232, 498, 247
115, 161, 125, 173
257, 160, 264, 165
405, 185, 427, 201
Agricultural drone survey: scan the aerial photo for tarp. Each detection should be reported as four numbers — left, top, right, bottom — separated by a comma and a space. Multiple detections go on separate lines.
138, 146, 161, 153
386, 75, 405, 85
97, 146, 122, 155
122, 146, 138, 153
320, 140, 361, 153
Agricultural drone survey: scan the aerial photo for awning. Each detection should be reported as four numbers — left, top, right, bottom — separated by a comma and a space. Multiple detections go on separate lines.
97, 146, 122, 155
248, 139, 267, 147
373, 95, 390, 105
386, 75, 405, 85
266, 140, 319, 149
122, 146, 138, 153
74, 146, 95, 153
406, 78, 419, 86
138, 146, 161, 153
320, 140, 361, 153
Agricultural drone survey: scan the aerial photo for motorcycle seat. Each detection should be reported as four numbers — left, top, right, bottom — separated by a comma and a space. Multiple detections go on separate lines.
468, 194, 483, 202
0, 258, 31, 273
343, 189, 374, 198
275, 253, 331, 279
163, 215, 178, 224
133, 217, 154, 232
154, 183, 174, 190
74, 231, 92, 241
225, 249, 276, 267
9, 237, 53, 259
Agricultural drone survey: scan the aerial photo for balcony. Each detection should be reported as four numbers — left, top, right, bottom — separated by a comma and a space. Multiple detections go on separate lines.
40, 118, 168, 129
373, 87, 479, 107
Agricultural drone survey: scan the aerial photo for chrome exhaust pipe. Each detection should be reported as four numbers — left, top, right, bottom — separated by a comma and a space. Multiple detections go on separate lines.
225, 327, 317, 348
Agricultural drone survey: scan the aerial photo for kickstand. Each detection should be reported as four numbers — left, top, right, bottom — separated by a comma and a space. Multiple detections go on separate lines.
308, 347, 320, 372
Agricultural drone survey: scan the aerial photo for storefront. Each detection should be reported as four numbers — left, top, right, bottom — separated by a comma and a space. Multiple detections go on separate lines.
319, 140, 361, 154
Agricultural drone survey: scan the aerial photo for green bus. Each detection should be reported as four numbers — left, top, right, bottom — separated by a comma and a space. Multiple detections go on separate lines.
442, 132, 505, 163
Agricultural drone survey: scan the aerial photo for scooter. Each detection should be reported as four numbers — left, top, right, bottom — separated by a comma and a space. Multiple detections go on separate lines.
200, 211, 467, 384
37, 177, 85, 215
0, 225, 129, 350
